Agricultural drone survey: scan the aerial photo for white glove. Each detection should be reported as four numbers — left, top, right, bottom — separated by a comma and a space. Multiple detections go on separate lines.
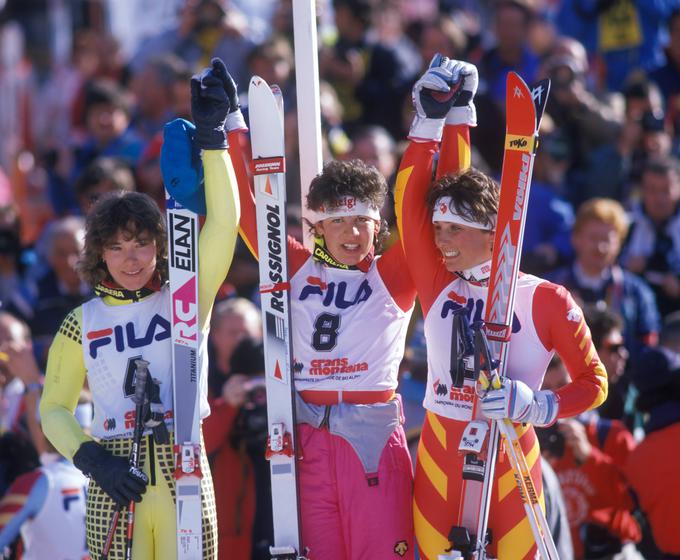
480, 378, 559, 427
445, 61, 478, 127
409, 54, 469, 142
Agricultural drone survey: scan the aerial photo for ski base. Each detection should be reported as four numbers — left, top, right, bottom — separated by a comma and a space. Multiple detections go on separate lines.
176, 476, 202, 559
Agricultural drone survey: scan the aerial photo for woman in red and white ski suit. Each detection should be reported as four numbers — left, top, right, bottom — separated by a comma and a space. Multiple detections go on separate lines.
396, 57, 608, 560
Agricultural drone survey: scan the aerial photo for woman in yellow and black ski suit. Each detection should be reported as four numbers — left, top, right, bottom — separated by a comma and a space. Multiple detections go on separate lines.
39, 58, 240, 560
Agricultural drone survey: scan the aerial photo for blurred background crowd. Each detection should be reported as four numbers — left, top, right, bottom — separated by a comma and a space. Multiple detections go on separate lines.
0, 0, 679, 558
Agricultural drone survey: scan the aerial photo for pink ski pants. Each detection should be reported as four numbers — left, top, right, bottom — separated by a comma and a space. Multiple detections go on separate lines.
297, 422, 415, 560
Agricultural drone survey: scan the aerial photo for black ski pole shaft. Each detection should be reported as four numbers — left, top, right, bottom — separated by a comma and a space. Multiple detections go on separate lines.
125, 359, 149, 560
99, 359, 149, 560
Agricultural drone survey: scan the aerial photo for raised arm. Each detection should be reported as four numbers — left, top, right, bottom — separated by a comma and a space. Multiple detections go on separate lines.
394, 56, 478, 315
228, 128, 258, 258
165, 58, 241, 331
394, 140, 444, 315
198, 149, 239, 331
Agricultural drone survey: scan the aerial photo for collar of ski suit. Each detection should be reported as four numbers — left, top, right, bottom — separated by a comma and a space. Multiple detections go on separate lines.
95, 273, 163, 303
312, 237, 374, 273
456, 259, 492, 285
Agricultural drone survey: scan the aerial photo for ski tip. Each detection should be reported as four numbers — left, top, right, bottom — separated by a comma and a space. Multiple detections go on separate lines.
529, 78, 551, 126
248, 75, 285, 157
249, 75, 279, 113
249, 75, 269, 89
506, 71, 530, 99
505, 72, 537, 134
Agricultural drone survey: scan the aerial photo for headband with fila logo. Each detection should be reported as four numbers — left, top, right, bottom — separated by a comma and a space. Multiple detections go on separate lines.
432, 196, 495, 231
315, 196, 381, 222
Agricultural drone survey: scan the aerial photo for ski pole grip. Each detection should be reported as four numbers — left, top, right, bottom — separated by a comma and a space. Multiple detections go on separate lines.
133, 359, 150, 405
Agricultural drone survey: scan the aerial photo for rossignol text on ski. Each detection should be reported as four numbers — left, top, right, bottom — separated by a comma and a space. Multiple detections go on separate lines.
248, 75, 305, 560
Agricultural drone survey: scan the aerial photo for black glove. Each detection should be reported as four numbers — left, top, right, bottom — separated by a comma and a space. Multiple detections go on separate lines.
221, 64, 239, 114
73, 441, 148, 507
191, 57, 231, 150
219, 61, 248, 133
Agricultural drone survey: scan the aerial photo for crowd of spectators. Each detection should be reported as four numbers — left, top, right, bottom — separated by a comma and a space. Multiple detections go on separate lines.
1, 0, 680, 558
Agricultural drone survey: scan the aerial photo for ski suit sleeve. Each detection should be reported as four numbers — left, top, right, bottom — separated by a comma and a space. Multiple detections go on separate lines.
0, 471, 46, 550
533, 282, 608, 418
40, 308, 91, 460
228, 129, 258, 259
375, 242, 417, 312
198, 149, 240, 332
437, 123, 472, 179
227, 128, 309, 276
394, 124, 471, 315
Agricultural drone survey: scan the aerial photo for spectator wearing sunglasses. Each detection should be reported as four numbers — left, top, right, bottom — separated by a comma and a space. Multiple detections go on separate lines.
540, 308, 642, 559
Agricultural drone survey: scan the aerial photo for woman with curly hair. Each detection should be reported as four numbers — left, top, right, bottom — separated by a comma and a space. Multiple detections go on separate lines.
40, 58, 240, 559
161, 63, 436, 558
235, 152, 417, 560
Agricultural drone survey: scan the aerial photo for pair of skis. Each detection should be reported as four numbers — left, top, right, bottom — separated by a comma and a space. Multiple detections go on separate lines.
166, 76, 304, 560
167, 193, 203, 558
249, 77, 306, 560
442, 73, 558, 560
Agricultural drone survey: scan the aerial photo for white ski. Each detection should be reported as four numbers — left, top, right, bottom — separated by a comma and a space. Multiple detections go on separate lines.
248, 76, 304, 560
167, 196, 203, 559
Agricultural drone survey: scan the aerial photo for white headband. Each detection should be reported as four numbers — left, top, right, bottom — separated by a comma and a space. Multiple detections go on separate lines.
315, 196, 381, 221
432, 196, 495, 230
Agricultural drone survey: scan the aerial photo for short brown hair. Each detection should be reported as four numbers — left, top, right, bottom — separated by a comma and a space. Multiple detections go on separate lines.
79, 191, 167, 287
573, 198, 629, 241
306, 159, 389, 248
427, 168, 499, 230
307, 159, 387, 211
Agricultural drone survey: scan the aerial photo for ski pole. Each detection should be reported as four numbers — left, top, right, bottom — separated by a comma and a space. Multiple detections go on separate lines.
125, 359, 149, 559
477, 365, 559, 560
496, 418, 559, 560
99, 358, 149, 560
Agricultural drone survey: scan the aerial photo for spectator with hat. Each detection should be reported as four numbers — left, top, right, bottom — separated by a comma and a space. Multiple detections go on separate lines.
626, 340, 680, 557
541, 38, 626, 207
